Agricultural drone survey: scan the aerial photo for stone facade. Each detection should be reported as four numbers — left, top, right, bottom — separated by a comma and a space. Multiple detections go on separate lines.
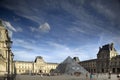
0, 20, 14, 78
79, 43, 120, 73
110, 55, 120, 73
79, 59, 97, 73
14, 56, 58, 74
14, 61, 33, 75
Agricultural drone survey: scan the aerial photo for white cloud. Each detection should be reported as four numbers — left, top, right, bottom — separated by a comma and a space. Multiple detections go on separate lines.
30, 27, 37, 32
39, 22, 50, 32
14, 50, 36, 61
47, 41, 97, 62
2, 21, 23, 35
12, 37, 120, 63
12, 38, 95, 63
30, 22, 50, 33
16, 27, 23, 32
13, 38, 54, 62
13, 38, 37, 51
2, 21, 16, 32
0, 0, 94, 26
2, 20, 16, 37
68, 26, 86, 34
13, 49, 55, 62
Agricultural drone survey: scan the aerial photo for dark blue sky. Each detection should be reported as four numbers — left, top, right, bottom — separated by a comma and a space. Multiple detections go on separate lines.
0, 0, 120, 63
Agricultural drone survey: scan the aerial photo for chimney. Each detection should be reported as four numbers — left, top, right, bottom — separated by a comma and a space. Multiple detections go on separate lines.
110, 43, 114, 50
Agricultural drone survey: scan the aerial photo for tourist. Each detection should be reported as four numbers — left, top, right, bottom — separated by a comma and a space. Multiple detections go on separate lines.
108, 72, 111, 79
90, 73, 93, 80
96, 73, 99, 78
117, 73, 120, 80
48, 73, 50, 76
86, 73, 88, 80
40, 74, 43, 77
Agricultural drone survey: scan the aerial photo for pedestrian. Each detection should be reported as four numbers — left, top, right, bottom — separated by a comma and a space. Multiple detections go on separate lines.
117, 73, 120, 80
96, 73, 99, 78
108, 72, 111, 79
86, 73, 88, 80
90, 73, 93, 80
40, 74, 43, 77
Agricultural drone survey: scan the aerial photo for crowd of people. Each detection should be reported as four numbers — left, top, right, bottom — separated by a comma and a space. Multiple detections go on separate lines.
85, 72, 120, 80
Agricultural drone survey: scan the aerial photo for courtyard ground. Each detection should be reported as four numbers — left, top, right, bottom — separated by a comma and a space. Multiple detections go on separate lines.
15, 74, 119, 80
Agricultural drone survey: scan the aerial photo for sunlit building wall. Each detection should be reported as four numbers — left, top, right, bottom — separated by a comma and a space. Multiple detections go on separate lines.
79, 43, 120, 73
14, 56, 58, 74
0, 20, 14, 78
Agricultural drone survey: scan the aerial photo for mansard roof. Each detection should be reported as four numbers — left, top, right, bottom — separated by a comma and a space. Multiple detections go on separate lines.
101, 43, 113, 50
36, 56, 43, 59
98, 43, 115, 53
34, 56, 44, 62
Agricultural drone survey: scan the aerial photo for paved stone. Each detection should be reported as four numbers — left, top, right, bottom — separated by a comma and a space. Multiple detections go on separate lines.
15, 74, 120, 80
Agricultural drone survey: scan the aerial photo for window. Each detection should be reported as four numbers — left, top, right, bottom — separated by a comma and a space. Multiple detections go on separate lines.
115, 62, 117, 66
117, 62, 119, 65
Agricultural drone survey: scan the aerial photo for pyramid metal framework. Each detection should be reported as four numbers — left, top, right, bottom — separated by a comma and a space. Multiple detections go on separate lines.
55, 56, 89, 75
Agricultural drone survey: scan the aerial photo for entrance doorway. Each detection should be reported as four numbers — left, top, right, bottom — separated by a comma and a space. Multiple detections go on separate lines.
102, 69, 104, 73
117, 68, 120, 73
112, 68, 115, 73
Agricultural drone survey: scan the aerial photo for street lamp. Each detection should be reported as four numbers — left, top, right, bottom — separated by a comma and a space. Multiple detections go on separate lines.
11, 53, 14, 80
6, 40, 12, 80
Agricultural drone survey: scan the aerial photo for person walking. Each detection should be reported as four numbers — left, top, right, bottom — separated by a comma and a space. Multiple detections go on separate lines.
86, 73, 88, 80
90, 73, 93, 80
96, 73, 99, 79
117, 73, 120, 80
108, 72, 111, 79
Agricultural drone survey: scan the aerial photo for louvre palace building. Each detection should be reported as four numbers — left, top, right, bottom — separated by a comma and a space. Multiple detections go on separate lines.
0, 19, 120, 79
0, 20, 14, 79
0, 20, 58, 79
79, 43, 120, 74
14, 56, 58, 74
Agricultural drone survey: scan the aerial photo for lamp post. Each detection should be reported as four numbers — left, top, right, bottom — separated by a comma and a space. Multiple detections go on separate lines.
11, 53, 14, 80
32, 62, 34, 75
6, 40, 12, 80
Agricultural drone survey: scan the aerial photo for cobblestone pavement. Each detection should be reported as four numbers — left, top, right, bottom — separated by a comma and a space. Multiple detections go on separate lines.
15, 74, 119, 80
